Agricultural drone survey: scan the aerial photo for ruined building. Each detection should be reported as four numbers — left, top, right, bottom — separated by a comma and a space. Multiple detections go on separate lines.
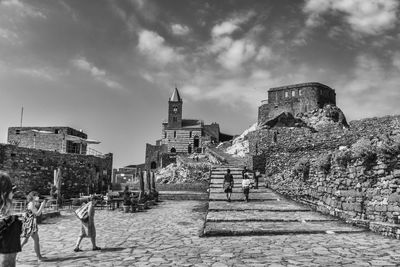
145, 88, 232, 170
258, 82, 336, 126
3, 126, 112, 197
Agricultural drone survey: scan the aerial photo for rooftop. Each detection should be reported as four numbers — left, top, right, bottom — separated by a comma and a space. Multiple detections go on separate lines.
268, 82, 334, 92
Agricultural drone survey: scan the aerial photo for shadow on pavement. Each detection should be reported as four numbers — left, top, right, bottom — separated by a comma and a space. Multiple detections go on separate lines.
41, 255, 89, 262
101, 246, 135, 252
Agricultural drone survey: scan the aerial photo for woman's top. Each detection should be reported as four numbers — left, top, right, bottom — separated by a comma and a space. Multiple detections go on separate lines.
81, 201, 96, 237
223, 173, 234, 187
242, 178, 251, 189
0, 215, 22, 254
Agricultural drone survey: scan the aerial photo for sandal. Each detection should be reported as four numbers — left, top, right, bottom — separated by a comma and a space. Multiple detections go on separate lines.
92, 246, 101, 251
73, 247, 82, 252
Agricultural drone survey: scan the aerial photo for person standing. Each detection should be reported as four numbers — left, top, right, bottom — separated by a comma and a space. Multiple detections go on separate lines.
74, 198, 101, 252
242, 174, 251, 202
20, 191, 47, 262
254, 169, 261, 189
0, 171, 22, 267
223, 169, 234, 202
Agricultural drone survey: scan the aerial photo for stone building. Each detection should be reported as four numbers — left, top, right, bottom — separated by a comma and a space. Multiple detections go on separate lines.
145, 88, 232, 170
258, 82, 336, 125
7, 126, 101, 156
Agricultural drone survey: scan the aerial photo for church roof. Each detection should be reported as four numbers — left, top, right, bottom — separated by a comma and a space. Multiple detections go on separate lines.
169, 88, 182, 102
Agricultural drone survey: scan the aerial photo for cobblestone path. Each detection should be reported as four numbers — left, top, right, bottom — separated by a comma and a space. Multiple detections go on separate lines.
14, 200, 400, 266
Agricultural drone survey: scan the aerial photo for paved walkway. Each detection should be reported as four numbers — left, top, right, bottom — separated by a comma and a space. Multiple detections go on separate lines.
15, 200, 400, 266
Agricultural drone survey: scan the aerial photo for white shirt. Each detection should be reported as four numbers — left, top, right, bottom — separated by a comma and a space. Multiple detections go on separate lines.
242, 179, 251, 188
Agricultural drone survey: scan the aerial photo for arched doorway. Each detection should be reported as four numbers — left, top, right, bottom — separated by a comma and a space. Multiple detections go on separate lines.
193, 136, 199, 149
170, 147, 176, 153
150, 161, 157, 169
188, 144, 192, 154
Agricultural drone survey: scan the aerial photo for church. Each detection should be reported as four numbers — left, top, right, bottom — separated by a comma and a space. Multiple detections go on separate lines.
145, 88, 232, 170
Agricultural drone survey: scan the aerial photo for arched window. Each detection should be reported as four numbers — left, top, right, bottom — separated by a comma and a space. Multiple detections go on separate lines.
174, 131, 176, 138
285, 91, 289, 98
189, 131, 192, 138
150, 161, 157, 169
170, 147, 176, 153
188, 144, 192, 154
193, 136, 200, 148
291, 91, 295, 97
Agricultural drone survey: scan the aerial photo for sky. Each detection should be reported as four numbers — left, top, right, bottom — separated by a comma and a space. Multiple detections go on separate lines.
1, 0, 400, 168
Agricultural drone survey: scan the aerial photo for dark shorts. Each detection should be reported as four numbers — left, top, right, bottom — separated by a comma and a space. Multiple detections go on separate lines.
243, 188, 250, 195
224, 187, 232, 193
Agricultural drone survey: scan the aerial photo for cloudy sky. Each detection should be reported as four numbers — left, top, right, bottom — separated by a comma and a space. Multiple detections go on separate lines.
1, 0, 400, 167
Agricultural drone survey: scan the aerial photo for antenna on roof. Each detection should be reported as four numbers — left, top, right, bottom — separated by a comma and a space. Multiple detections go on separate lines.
20, 106, 24, 128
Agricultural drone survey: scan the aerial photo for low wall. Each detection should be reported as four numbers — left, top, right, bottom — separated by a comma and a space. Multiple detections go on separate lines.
0, 144, 113, 198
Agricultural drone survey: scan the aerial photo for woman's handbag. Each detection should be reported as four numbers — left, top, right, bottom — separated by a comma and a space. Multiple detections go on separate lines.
74, 202, 90, 221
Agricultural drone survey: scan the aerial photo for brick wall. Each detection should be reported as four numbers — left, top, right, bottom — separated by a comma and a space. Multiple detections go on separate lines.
0, 144, 112, 198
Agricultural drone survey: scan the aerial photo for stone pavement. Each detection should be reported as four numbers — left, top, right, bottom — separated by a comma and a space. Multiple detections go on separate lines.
15, 200, 400, 266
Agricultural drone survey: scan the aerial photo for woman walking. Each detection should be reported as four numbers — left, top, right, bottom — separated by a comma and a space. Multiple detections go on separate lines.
74, 197, 101, 252
20, 191, 47, 262
0, 171, 22, 267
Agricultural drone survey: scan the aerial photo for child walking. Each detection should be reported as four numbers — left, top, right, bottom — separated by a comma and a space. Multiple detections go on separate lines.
242, 174, 251, 202
21, 191, 47, 262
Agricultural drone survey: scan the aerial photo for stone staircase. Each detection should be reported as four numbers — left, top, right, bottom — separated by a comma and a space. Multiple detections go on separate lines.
202, 165, 367, 236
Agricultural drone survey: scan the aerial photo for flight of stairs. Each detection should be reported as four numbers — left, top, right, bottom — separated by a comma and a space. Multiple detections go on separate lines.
201, 165, 367, 236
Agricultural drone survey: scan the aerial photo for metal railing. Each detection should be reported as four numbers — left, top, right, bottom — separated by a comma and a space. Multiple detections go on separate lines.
86, 147, 105, 158
12, 199, 60, 215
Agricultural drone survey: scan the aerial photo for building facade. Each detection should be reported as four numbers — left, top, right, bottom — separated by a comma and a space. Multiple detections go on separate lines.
7, 126, 101, 156
145, 88, 230, 170
258, 82, 336, 125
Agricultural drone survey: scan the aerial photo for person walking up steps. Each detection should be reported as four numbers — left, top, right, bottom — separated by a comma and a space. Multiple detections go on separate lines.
223, 169, 234, 202
20, 191, 47, 262
242, 174, 251, 202
0, 171, 22, 267
74, 197, 101, 252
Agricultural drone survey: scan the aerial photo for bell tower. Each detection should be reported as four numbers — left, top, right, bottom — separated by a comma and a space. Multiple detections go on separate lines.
168, 88, 183, 128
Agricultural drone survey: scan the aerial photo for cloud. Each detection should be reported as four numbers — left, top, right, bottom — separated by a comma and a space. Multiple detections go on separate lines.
171, 24, 190, 35
71, 57, 123, 90
16, 67, 58, 81
393, 52, 400, 70
0, 0, 46, 19
0, 27, 19, 44
216, 39, 257, 70
137, 30, 184, 66
211, 11, 255, 37
303, 0, 399, 35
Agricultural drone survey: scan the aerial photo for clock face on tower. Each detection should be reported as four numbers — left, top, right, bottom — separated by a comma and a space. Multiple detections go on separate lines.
172, 106, 178, 113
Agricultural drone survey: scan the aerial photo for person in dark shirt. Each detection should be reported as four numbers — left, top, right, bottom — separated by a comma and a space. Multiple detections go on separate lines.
223, 169, 234, 202
0, 171, 22, 267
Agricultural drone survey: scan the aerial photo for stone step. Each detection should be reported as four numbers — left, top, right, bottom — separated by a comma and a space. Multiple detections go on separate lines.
158, 191, 208, 201
209, 188, 270, 193
206, 210, 338, 222
202, 220, 367, 236
208, 201, 311, 211
208, 192, 278, 201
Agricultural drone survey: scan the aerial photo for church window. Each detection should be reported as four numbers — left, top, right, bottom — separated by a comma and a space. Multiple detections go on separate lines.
164, 132, 167, 138
291, 91, 295, 97
299, 89, 302, 96
284, 91, 289, 98
174, 131, 176, 138
189, 131, 192, 138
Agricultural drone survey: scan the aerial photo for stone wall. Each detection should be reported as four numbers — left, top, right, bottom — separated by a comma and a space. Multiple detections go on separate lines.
0, 144, 112, 198
248, 114, 400, 238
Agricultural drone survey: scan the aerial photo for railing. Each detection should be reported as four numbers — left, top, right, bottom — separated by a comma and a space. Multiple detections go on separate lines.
12, 199, 61, 215
86, 147, 105, 158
